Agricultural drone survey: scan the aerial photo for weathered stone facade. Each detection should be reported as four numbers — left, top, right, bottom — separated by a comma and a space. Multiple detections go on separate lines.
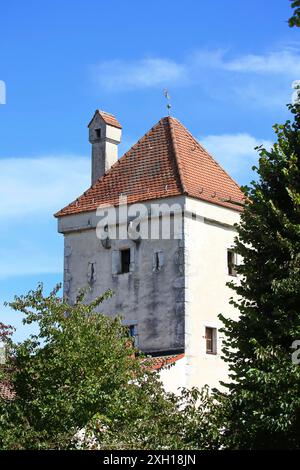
56, 110, 243, 391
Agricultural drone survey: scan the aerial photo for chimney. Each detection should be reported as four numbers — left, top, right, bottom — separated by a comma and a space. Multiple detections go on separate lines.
88, 110, 122, 185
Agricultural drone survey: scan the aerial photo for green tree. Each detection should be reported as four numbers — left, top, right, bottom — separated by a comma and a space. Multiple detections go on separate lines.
289, 0, 300, 27
81, 385, 217, 450
0, 284, 140, 449
214, 99, 300, 449
0, 284, 211, 450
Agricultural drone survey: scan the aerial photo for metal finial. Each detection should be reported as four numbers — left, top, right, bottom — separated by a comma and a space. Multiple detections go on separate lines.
163, 89, 172, 116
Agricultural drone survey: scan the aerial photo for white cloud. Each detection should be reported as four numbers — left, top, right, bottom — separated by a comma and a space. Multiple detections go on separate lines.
0, 154, 91, 276
91, 48, 300, 107
91, 58, 187, 91
0, 155, 90, 218
192, 48, 300, 76
0, 155, 91, 279
199, 133, 273, 184
221, 50, 300, 76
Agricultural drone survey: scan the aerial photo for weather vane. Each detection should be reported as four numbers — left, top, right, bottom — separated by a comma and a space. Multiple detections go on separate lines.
163, 89, 172, 116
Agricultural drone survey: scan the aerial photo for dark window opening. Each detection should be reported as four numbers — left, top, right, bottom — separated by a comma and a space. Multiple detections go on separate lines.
206, 327, 217, 354
95, 128, 101, 139
227, 250, 237, 276
129, 324, 138, 346
121, 249, 131, 274
154, 252, 159, 271
129, 324, 137, 337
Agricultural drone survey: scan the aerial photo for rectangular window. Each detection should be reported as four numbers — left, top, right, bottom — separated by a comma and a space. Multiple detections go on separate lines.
112, 248, 133, 275
206, 327, 217, 354
121, 249, 131, 274
129, 324, 137, 337
227, 250, 237, 276
129, 324, 138, 346
154, 252, 159, 271
95, 128, 101, 139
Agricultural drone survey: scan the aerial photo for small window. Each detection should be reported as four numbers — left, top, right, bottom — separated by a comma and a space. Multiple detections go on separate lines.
95, 128, 101, 139
112, 248, 133, 275
227, 250, 237, 276
206, 327, 217, 355
129, 324, 137, 337
154, 252, 159, 271
121, 249, 131, 274
129, 324, 138, 346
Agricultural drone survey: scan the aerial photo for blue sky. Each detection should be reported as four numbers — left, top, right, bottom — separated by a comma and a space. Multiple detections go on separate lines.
0, 0, 299, 341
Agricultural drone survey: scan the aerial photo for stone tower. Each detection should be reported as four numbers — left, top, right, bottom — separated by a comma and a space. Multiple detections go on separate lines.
56, 110, 244, 393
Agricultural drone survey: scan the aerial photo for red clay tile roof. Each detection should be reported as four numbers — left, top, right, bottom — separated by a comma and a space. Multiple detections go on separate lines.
142, 353, 185, 371
88, 110, 122, 129
55, 116, 244, 217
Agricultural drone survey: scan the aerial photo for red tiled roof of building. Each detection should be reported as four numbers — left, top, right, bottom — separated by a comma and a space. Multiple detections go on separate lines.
88, 110, 122, 129
142, 353, 184, 371
55, 116, 244, 218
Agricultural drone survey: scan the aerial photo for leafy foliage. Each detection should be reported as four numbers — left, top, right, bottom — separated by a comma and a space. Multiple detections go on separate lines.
214, 99, 300, 449
79, 385, 214, 450
0, 284, 212, 450
0, 284, 140, 448
289, 0, 300, 27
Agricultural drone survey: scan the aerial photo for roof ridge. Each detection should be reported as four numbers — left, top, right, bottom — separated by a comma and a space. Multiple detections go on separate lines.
56, 115, 245, 218
168, 117, 187, 194
87, 109, 122, 129
55, 117, 178, 217
97, 109, 115, 116
86, 118, 167, 191
171, 117, 243, 197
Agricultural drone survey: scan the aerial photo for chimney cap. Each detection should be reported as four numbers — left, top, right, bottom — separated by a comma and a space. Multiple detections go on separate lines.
88, 109, 122, 129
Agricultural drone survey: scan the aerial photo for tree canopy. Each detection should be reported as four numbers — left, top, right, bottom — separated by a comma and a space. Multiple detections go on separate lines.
0, 284, 211, 450
289, 0, 300, 27
212, 98, 300, 449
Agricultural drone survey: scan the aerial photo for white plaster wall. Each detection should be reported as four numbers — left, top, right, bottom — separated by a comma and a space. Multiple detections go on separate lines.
59, 196, 186, 354
159, 357, 187, 394
183, 197, 241, 391
58, 194, 241, 391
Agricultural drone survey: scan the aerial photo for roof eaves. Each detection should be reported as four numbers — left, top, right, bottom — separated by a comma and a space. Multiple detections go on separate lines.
87, 110, 122, 129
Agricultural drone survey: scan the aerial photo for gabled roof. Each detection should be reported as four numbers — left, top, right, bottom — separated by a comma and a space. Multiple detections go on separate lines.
55, 116, 244, 218
88, 110, 122, 129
